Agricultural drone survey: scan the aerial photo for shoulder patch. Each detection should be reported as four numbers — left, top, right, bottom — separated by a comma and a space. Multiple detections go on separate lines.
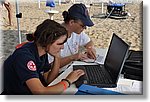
27, 60, 37, 71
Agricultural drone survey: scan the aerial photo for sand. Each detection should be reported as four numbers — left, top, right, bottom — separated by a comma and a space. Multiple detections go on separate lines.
0, 1, 143, 61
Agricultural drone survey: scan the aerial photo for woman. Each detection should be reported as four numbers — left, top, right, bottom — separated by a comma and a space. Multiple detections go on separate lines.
49, 3, 97, 68
3, 19, 84, 95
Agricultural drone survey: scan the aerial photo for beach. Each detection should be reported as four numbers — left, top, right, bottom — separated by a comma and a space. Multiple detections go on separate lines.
0, 1, 143, 61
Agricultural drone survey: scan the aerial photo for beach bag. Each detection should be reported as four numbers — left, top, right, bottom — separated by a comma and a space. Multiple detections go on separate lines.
121, 50, 143, 81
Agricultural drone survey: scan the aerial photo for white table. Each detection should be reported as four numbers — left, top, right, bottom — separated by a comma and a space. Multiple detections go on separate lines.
49, 48, 142, 95
45, 10, 59, 20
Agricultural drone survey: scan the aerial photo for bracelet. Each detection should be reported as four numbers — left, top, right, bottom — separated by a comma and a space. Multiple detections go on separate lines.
59, 81, 67, 90
61, 79, 71, 87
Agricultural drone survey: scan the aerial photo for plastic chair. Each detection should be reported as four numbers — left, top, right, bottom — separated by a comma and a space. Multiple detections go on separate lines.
46, 0, 56, 7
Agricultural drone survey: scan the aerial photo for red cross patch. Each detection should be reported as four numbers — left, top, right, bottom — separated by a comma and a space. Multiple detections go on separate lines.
27, 61, 37, 71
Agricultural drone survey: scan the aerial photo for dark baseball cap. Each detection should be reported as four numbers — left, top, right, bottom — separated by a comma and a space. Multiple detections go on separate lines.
68, 3, 94, 27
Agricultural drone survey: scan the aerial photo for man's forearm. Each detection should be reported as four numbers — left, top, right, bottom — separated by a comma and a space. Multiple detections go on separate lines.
60, 56, 74, 68
85, 40, 96, 59
85, 40, 94, 49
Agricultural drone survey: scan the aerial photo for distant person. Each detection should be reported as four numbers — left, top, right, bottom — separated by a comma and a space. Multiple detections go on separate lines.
0, 0, 12, 26
2, 19, 84, 95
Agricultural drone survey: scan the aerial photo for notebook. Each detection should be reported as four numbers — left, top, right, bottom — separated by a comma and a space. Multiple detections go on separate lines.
82, 54, 104, 64
73, 33, 129, 88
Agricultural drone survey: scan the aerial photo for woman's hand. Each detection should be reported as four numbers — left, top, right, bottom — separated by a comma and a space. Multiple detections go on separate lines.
50, 52, 61, 58
66, 69, 85, 84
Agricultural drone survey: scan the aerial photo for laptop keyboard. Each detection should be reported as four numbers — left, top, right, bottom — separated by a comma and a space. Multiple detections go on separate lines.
85, 65, 111, 85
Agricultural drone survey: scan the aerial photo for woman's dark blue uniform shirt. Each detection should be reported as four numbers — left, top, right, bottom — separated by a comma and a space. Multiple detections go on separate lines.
3, 42, 51, 94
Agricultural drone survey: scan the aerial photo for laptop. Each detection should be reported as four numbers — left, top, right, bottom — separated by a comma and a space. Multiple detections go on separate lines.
73, 33, 129, 88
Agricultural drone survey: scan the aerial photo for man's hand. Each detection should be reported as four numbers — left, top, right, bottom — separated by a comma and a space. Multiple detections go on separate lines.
86, 46, 96, 60
72, 53, 88, 61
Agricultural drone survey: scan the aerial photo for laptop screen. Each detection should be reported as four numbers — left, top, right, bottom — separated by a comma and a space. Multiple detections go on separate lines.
104, 33, 129, 83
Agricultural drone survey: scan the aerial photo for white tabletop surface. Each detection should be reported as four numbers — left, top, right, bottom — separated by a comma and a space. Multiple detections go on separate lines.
49, 48, 142, 95
45, 10, 59, 14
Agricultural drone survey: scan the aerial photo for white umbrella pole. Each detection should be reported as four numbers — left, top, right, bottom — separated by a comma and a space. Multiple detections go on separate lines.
38, 0, 40, 9
15, 0, 22, 44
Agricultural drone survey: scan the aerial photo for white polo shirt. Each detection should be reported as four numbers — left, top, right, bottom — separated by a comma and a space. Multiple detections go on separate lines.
48, 31, 90, 63
61, 32, 90, 57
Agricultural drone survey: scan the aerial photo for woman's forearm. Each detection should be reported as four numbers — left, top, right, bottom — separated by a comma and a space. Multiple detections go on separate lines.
46, 57, 60, 84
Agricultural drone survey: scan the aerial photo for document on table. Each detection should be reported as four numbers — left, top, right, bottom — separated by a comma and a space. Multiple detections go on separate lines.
82, 54, 104, 64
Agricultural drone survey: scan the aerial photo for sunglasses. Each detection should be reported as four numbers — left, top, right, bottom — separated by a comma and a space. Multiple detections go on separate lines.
74, 20, 86, 29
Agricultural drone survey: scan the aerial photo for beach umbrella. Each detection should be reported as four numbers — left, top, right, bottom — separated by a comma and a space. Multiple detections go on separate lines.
15, 0, 22, 44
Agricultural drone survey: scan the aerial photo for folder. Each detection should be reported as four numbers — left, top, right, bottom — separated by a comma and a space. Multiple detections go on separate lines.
75, 84, 125, 95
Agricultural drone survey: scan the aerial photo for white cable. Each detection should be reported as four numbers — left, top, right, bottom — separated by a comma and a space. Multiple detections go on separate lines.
100, 7, 114, 25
